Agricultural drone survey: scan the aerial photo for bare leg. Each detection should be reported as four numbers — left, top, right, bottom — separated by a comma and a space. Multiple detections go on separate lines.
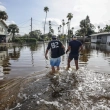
67, 58, 72, 69
74, 60, 79, 70
57, 66, 60, 71
51, 66, 55, 73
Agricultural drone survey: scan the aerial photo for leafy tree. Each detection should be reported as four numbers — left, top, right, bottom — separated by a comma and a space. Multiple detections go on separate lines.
75, 30, 82, 36
0, 11, 8, 20
8, 24, 19, 41
76, 15, 95, 41
103, 25, 110, 32
44, 7, 49, 34
29, 30, 42, 39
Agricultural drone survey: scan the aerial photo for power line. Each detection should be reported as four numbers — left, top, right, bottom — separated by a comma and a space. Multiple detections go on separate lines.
19, 26, 30, 28
33, 18, 60, 26
17, 19, 30, 26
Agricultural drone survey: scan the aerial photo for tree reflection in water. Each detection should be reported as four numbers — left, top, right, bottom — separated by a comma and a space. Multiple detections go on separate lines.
9, 46, 20, 60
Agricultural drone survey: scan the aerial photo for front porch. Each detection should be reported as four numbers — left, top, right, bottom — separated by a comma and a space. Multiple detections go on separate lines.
0, 35, 6, 43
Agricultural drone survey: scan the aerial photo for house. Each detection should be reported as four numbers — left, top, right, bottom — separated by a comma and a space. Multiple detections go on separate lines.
90, 32, 110, 44
91, 43, 110, 52
0, 20, 8, 43
0, 20, 12, 43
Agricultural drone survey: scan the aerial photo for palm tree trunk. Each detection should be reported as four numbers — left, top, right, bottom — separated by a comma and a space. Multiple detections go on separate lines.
83, 33, 85, 43
12, 33, 15, 41
69, 20, 71, 37
63, 26, 64, 35
44, 12, 47, 35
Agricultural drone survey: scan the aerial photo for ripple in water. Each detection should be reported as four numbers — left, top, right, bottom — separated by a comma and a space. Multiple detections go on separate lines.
0, 67, 110, 110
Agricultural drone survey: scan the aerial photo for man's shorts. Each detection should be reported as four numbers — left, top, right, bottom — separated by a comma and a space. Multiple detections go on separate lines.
69, 54, 79, 60
50, 57, 61, 67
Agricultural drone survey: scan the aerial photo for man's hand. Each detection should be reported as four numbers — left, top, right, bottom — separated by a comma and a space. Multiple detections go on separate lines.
66, 50, 68, 54
66, 46, 71, 54
45, 50, 48, 60
45, 55, 48, 60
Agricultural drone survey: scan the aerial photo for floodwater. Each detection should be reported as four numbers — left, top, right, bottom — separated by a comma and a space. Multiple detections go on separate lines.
0, 42, 110, 110
0, 42, 110, 79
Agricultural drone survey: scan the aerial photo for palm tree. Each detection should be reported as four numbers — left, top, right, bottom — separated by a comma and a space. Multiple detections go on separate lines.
58, 27, 60, 35
66, 22, 69, 35
72, 27, 74, 35
51, 29, 54, 34
44, 7, 49, 34
98, 26, 100, 33
62, 19, 65, 35
8, 24, 19, 41
49, 21, 51, 26
59, 25, 62, 35
67, 13, 73, 36
49, 21, 51, 33
0, 11, 8, 20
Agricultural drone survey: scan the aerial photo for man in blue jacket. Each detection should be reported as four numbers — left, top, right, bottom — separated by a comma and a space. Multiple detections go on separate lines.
45, 35, 65, 74
66, 35, 83, 70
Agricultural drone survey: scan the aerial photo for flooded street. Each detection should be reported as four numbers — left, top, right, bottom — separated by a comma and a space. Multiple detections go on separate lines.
0, 42, 110, 79
0, 42, 110, 110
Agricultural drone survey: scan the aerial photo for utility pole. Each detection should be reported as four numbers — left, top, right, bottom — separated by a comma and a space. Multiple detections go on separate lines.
31, 17, 32, 32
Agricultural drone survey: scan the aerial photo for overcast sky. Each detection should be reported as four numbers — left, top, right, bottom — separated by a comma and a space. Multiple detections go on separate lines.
0, 0, 110, 35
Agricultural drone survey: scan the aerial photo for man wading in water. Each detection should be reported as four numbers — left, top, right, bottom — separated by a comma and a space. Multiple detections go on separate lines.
66, 35, 83, 70
45, 35, 65, 74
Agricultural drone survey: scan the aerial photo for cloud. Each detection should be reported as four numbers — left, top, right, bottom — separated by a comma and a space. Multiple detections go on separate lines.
32, 0, 110, 35
5, 21, 16, 25
41, 18, 62, 35
0, 4, 6, 11
43, 18, 61, 26
4, 0, 110, 35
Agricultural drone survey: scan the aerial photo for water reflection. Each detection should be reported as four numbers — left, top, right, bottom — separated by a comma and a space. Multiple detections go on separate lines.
83, 43, 110, 73
0, 43, 110, 110
0, 43, 46, 79
9, 46, 20, 60
0, 43, 110, 79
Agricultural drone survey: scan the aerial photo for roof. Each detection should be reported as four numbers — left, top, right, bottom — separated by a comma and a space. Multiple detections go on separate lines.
90, 32, 110, 37
0, 20, 8, 28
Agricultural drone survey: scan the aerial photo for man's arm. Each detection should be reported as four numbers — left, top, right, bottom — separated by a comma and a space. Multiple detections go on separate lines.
62, 45, 65, 50
79, 45, 83, 52
45, 42, 50, 60
66, 46, 71, 54
45, 49, 49, 60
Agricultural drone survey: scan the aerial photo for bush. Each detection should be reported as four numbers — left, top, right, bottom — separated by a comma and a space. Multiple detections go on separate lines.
14, 38, 37, 43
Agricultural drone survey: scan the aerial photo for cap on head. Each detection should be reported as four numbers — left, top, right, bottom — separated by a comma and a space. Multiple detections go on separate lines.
52, 35, 57, 39
72, 35, 77, 39
72, 35, 76, 38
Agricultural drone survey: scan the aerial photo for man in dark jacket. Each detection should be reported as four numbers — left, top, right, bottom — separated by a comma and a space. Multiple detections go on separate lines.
45, 35, 65, 74
66, 35, 83, 70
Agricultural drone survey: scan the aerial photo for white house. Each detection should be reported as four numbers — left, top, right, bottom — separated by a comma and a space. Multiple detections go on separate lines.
90, 32, 110, 44
0, 20, 12, 43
